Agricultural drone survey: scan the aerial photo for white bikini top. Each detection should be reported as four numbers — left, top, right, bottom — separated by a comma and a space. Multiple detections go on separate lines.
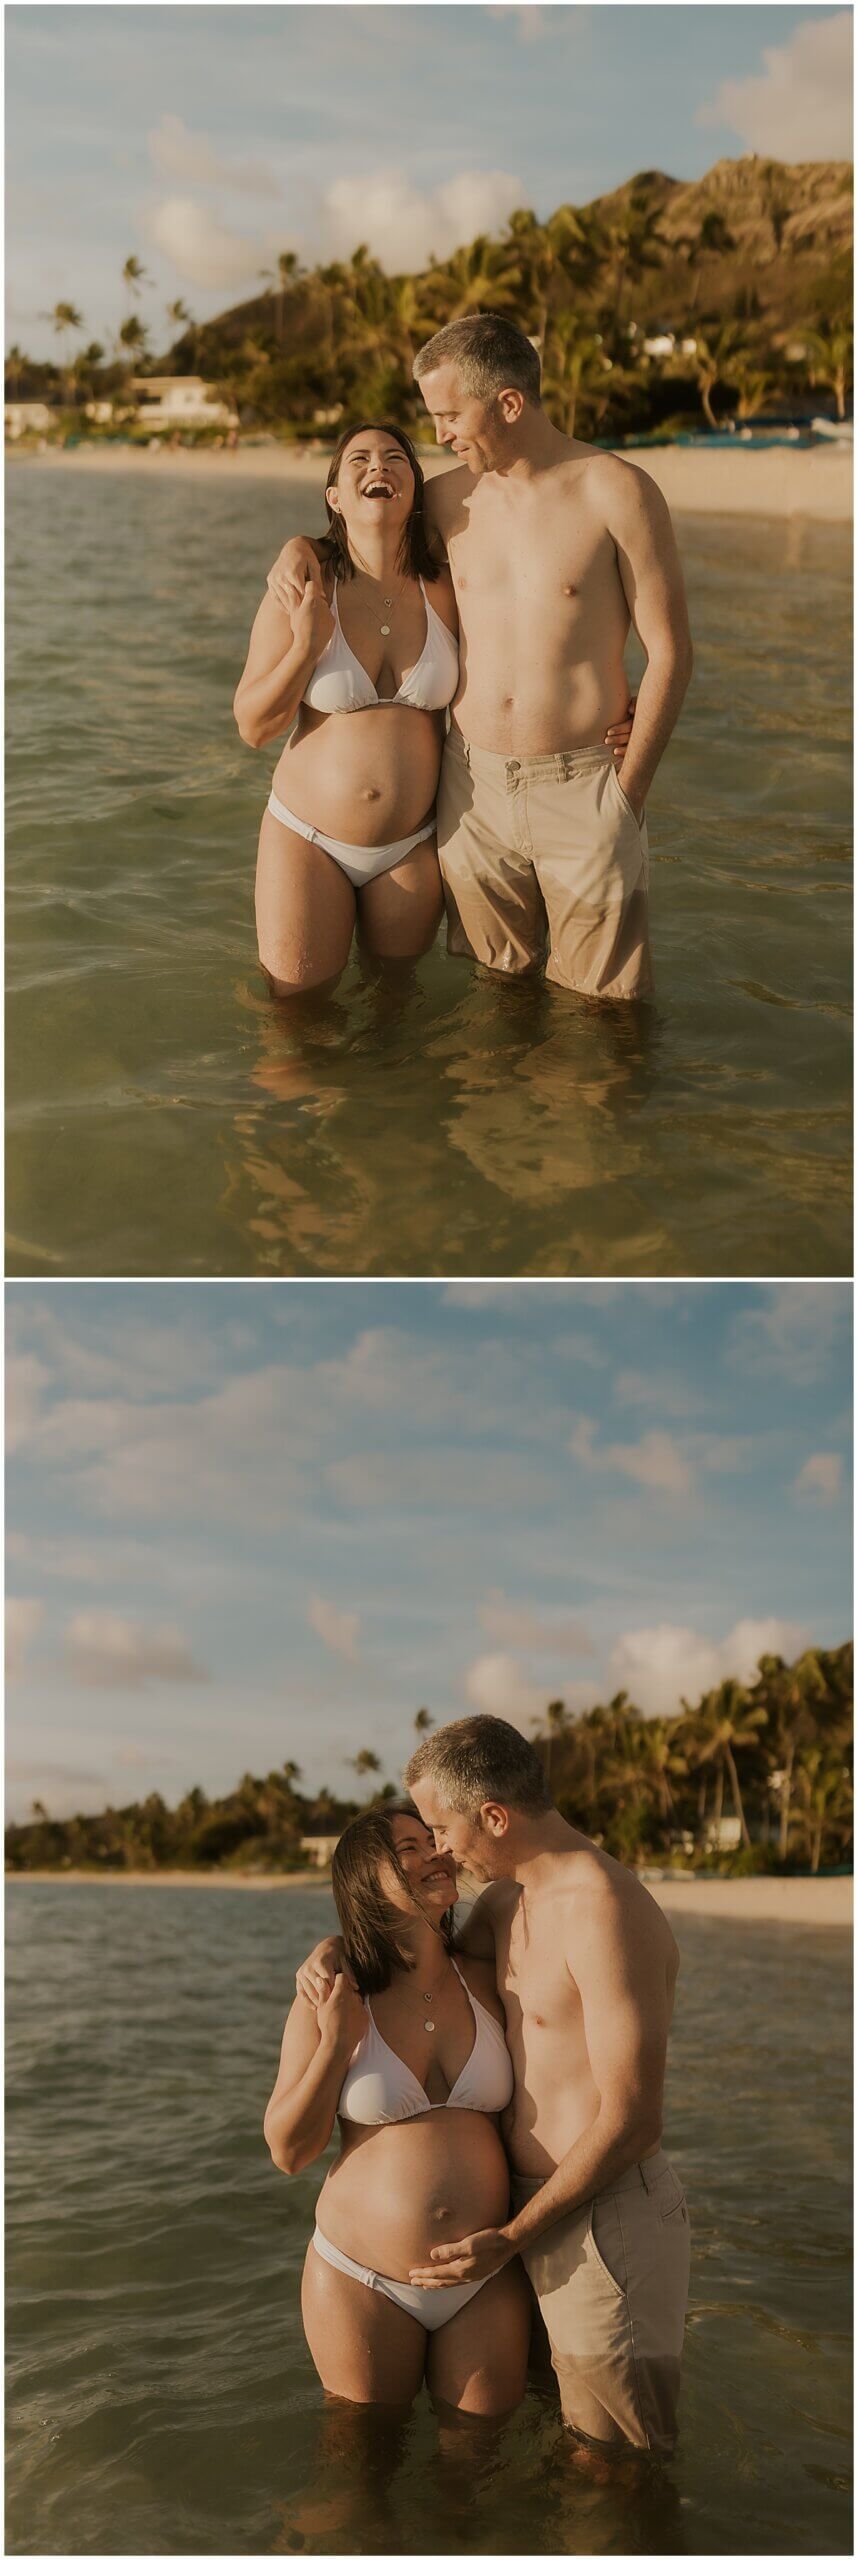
303, 576, 459, 716
337, 1962, 514, 2126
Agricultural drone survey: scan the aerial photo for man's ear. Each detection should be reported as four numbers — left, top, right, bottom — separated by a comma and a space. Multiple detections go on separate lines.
481, 1799, 510, 1838
499, 387, 525, 427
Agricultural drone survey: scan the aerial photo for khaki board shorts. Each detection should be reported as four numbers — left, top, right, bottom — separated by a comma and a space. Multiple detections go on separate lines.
511, 2151, 690, 2456
437, 724, 654, 1000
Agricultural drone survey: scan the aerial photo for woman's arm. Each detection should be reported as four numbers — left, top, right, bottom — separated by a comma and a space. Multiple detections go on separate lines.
263, 1976, 364, 2173
423, 561, 458, 639
234, 581, 333, 749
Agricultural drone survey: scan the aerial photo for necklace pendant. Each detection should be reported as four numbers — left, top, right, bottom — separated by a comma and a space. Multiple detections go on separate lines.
424, 2019, 436, 2033
380, 622, 391, 636
422, 1991, 433, 2003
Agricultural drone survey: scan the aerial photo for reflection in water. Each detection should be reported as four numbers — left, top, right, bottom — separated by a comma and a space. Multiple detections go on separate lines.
5, 472, 851, 1277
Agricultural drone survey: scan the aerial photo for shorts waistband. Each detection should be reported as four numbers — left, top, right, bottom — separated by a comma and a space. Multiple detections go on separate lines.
447, 725, 614, 785
512, 2149, 670, 2203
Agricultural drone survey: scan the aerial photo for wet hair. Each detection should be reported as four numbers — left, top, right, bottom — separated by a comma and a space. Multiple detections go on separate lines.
330, 1798, 455, 1995
405, 1716, 552, 1818
412, 313, 542, 408
319, 420, 441, 583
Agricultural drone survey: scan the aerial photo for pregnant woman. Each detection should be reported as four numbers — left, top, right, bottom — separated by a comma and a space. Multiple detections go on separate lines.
234, 423, 459, 995
264, 1804, 530, 2414
236, 420, 637, 999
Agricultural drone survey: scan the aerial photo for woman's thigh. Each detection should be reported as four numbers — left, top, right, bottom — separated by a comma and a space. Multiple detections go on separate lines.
426, 2261, 532, 2418
301, 2241, 427, 2408
255, 810, 356, 993
358, 837, 444, 960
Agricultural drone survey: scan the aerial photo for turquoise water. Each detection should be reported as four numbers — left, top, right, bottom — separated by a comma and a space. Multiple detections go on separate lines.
6, 1883, 852, 2554
5, 463, 851, 1277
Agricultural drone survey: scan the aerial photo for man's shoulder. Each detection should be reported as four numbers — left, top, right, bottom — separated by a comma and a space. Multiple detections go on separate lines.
575, 446, 670, 528
425, 460, 475, 524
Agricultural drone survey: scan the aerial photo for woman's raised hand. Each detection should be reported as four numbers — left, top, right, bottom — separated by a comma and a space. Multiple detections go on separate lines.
268, 538, 322, 613
317, 1970, 366, 2056
296, 1934, 350, 2006
290, 574, 335, 663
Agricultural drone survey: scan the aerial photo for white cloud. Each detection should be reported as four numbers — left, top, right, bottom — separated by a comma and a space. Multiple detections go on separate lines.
697, 12, 852, 161
570, 1417, 693, 1497
609, 1616, 810, 1717
728, 1285, 849, 1387
477, 1590, 594, 1653
63, 1611, 209, 1691
321, 167, 522, 273
145, 197, 286, 292
6, 1598, 43, 1678
463, 1651, 554, 1729
793, 1451, 844, 1502
307, 1593, 362, 1662
148, 115, 280, 198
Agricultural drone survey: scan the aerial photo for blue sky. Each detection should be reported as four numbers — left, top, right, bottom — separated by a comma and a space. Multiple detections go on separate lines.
7, 5, 852, 358
6, 1282, 852, 1821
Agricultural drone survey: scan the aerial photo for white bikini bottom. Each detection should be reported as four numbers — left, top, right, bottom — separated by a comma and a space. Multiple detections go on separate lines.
312, 2225, 492, 2333
267, 791, 436, 889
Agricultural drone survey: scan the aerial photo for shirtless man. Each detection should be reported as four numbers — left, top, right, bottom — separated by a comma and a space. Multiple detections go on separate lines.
297, 1714, 690, 2460
270, 310, 692, 1000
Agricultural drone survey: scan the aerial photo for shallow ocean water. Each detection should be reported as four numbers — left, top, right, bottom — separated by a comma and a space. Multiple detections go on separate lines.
6, 1882, 852, 2555
5, 462, 852, 1276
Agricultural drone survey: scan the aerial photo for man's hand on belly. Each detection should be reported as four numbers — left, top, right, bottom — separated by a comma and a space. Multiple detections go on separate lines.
409, 2225, 516, 2286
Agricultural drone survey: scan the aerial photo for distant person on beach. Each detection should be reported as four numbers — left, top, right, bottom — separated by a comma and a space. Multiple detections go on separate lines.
296, 1718, 690, 2464
264, 1802, 531, 2413
272, 312, 691, 1000
248, 404, 636, 996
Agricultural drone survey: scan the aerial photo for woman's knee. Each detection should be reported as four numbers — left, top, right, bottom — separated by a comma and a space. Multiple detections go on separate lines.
262, 960, 344, 1000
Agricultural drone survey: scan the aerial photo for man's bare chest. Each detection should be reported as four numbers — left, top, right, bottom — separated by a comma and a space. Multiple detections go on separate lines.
496, 1912, 584, 2035
447, 515, 621, 628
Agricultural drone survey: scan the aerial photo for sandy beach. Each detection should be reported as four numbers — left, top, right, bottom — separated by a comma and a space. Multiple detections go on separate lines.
7, 438, 851, 521
7, 1868, 852, 1922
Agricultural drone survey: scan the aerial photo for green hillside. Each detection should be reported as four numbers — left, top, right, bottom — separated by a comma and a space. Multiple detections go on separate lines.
9, 156, 853, 442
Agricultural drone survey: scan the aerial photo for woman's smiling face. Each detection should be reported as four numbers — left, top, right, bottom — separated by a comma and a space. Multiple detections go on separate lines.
326, 432, 416, 537
380, 1812, 458, 1917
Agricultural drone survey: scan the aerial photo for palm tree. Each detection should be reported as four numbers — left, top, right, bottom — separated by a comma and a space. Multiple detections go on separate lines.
258, 250, 302, 346
117, 314, 150, 405
165, 297, 193, 359
6, 343, 29, 398
43, 301, 84, 403
539, 1697, 569, 1786
603, 194, 666, 346
122, 255, 150, 303
504, 205, 602, 352
430, 234, 522, 324
686, 1680, 767, 1851
690, 320, 747, 431
803, 316, 853, 423
542, 310, 612, 437
413, 1708, 433, 1736
791, 1751, 852, 1874
349, 1748, 382, 1797
754, 1649, 832, 1861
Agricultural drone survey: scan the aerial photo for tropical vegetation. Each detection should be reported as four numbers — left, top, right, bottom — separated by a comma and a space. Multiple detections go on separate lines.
6, 157, 852, 448
5, 1644, 851, 1880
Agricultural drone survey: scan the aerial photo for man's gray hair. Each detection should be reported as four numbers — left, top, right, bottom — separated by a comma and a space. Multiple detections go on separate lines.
412, 313, 542, 407
405, 1715, 552, 1816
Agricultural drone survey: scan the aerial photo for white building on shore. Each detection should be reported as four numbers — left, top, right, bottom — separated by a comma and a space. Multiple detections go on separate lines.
128, 375, 235, 430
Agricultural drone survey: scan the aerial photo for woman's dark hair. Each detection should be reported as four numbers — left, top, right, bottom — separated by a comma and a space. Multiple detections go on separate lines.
319, 421, 441, 583
331, 1798, 455, 1996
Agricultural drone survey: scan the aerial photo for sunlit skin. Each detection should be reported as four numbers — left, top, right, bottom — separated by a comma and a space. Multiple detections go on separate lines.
264, 1813, 530, 2414
297, 1790, 679, 2290
413, 359, 692, 786
235, 432, 455, 991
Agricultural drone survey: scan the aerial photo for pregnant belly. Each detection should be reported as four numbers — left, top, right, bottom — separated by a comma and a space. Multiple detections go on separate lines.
273, 708, 443, 846
316, 2113, 510, 2282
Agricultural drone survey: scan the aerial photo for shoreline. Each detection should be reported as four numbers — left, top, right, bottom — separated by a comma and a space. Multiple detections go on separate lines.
6, 440, 851, 522
6, 1869, 852, 1923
